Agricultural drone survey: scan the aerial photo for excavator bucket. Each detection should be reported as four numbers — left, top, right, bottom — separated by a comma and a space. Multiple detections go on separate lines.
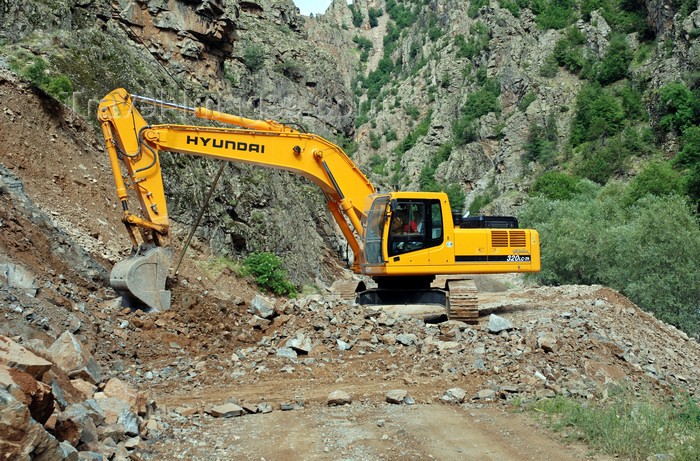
110, 246, 174, 312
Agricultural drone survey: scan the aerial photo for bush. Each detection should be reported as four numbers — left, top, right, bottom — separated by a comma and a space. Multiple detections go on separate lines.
525, 117, 558, 165
596, 34, 633, 85
348, 4, 363, 27
658, 82, 700, 134
532, 0, 576, 30
570, 84, 625, 146
243, 252, 297, 297
23, 57, 50, 87
530, 171, 579, 200
520, 187, 700, 338
626, 161, 683, 203
576, 138, 626, 184
243, 44, 265, 73
519, 92, 536, 112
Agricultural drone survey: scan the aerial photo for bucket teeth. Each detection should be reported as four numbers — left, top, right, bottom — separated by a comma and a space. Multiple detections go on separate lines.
110, 245, 173, 311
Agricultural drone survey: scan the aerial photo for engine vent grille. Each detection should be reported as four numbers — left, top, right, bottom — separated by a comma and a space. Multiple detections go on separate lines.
509, 231, 526, 247
491, 231, 509, 247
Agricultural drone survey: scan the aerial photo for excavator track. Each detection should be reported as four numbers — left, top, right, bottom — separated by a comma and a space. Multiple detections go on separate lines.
446, 279, 479, 323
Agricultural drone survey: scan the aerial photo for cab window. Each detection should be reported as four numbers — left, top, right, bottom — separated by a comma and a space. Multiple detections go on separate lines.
388, 199, 443, 256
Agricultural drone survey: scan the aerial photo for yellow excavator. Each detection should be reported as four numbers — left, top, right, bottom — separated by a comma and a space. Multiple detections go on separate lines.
98, 89, 540, 322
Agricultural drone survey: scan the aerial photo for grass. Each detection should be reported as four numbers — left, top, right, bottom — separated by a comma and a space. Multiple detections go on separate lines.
198, 256, 244, 281
525, 386, 700, 460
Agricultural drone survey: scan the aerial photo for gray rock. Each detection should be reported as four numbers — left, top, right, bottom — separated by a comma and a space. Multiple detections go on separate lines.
396, 334, 418, 346
327, 390, 351, 406
386, 389, 408, 404
117, 408, 139, 437
473, 357, 486, 371
336, 339, 352, 351
0, 263, 38, 296
477, 389, 496, 400
276, 347, 297, 359
249, 295, 275, 319
49, 331, 102, 384
286, 334, 312, 354
487, 314, 513, 333
257, 402, 273, 414
442, 387, 467, 404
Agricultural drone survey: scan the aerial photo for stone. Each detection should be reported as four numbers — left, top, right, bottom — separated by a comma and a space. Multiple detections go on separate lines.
0, 263, 38, 296
249, 295, 275, 319
257, 402, 273, 414
71, 379, 97, 400
327, 390, 351, 406
538, 332, 560, 353
93, 398, 131, 425
286, 334, 312, 354
385, 389, 408, 404
117, 408, 139, 436
442, 387, 467, 404
49, 331, 102, 384
97, 423, 127, 443
58, 403, 99, 445
382, 334, 397, 345
276, 347, 297, 359
0, 363, 54, 424
477, 389, 496, 400
487, 314, 513, 333
336, 339, 352, 351
59, 440, 79, 460
102, 378, 138, 408
0, 336, 53, 379
396, 334, 418, 346
210, 403, 244, 418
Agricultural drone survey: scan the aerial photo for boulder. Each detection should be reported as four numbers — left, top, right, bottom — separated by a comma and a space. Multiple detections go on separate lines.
0, 387, 62, 459
249, 295, 275, 319
0, 335, 53, 379
0, 363, 54, 424
487, 314, 514, 333
49, 332, 102, 384
327, 390, 351, 406
102, 378, 137, 409
209, 403, 244, 418
442, 387, 467, 404
385, 389, 408, 404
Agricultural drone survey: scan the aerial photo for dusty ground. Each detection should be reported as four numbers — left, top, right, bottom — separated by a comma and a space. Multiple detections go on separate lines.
1, 73, 698, 460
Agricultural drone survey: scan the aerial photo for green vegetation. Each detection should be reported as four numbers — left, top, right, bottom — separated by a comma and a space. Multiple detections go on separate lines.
531, 0, 576, 30
518, 92, 536, 112
468, 0, 489, 18
453, 77, 501, 145
368, 7, 382, 27
529, 171, 579, 200
528, 388, 700, 460
525, 114, 558, 165
521, 179, 700, 337
243, 252, 297, 297
348, 4, 363, 27
353, 35, 373, 63
417, 142, 466, 209
454, 23, 490, 60
11, 56, 74, 100
243, 44, 265, 73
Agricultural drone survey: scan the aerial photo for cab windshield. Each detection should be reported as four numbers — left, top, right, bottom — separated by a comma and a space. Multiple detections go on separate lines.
363, 196, 389, 265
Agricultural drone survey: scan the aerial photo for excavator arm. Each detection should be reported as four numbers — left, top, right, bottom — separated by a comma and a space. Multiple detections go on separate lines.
98, 89, 375, 310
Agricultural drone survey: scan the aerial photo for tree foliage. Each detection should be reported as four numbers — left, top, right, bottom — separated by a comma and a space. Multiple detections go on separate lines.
243, 252, 297, 297
521, 183, 700, 338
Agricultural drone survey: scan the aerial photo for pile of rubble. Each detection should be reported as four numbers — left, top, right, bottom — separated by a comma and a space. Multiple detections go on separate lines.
0, 332, 157, 460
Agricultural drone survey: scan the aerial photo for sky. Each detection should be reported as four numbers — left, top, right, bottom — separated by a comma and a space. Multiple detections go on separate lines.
293, 0, 334, 16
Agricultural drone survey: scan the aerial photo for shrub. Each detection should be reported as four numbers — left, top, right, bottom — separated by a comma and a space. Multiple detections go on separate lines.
576, 138, 626, 184
553, 27, 586, 72
570, 84, 624, 146
349, 4, 363, 27
596, 34, 633, 85
658, 82, 700, 134
23, 57, 50, 87
243, 252, 297, 297
530, 171, 579, 200
524, 113, 558, 164
368, 7, 382, 27
518, 92, 536, 112
468, 192, 493, 215
243, 44, 265, 73
532, 0, 576, 30
46, 75, 73, 98
675, 125, 700, 205
626, 161, 683, 203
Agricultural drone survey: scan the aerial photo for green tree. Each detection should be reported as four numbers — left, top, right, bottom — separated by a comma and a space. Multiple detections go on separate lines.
659, 82, 700, 133
596, 34, 633, 85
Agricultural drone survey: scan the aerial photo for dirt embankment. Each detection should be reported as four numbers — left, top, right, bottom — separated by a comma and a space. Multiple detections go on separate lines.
1, 74, 698, 460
